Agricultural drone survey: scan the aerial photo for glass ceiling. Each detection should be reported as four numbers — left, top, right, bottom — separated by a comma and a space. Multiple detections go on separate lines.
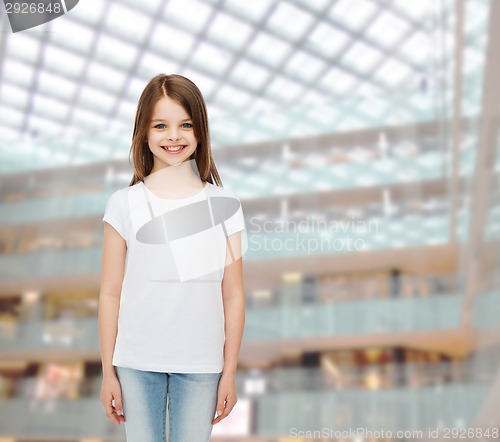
0, 0, 489, 172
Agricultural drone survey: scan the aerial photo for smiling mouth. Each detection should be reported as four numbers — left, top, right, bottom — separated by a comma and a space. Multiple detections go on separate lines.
161, 145, 186, 152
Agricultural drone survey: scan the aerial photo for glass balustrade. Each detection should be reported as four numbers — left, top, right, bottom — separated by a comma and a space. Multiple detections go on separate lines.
0, 383, 491, 438
1, 292, 492, 350
0, 209, 487, 282
1, 357, 498, 437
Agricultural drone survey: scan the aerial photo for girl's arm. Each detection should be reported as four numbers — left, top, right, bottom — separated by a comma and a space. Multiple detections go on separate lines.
213, 231, 245, 424
98, 223, 127, 378
221, 231, 245, 375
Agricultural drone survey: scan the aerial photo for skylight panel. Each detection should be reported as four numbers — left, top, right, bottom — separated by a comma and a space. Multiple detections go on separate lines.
292, 0, 331, 12
72, 107, 108, 130
32, 93, 70, 120
74, 0, 105, 25
329, 0, 378, 31
0, 125, 21, 142
117, 100, 137, 124
126, 76, 148, 102
225, 0, 274, 23
138, 52, 179, 80
214, 84, 253, 110
356, 82, 384, 99
248, 96, 278, 115
246, 31, 292, 68
392, 0, 434, 21
306, 22, 350, 58
229, 59, 271, 90
105, 3, 151, 43
0, 104, 24, 128
266, 75, 304, 103
79, 85, 116, 114
206, 104, 226, 120
341, 41, 384, 74
301, 89, 332, 105
50, 18, 94, 53
257, 110, 289, 132
210, 118, 243, 141
319, 68, 358, 95
0, 83, 29, 109
95, 34, 139, 70
374, 59, 413, 89
306, 105, 340, 126
284, 50, 326, 82
3, 59, 35, 88
150, 24, 196, 59
163, 0, 213, 33
266, 3, 315, 42
191, 41, 233, 75
366, 12, 411, 48
86, 61, 127, 94
79, 136, 113, 157
399, 31, 432, 65
181, 67, 218, 96
29, 114, 65, 136
207, 11, 253, 50
358, 95, 387, 118
6, 33, 41, 64
120, 0, 163, 15
44, 45, 86, 78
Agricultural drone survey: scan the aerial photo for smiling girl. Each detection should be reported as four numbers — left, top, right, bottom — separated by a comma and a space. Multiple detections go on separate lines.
98, 74, 246, 442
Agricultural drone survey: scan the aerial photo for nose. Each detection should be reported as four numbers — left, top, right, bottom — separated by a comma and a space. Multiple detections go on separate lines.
166, 127, 180, 141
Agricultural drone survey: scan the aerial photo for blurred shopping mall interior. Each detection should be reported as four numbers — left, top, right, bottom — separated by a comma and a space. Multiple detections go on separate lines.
0, 0, 499, 441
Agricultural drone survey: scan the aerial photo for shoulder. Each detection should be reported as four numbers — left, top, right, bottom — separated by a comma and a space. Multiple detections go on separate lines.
112, 184, 137, 197
105, 185, 135, 207
205, 182, 241, 200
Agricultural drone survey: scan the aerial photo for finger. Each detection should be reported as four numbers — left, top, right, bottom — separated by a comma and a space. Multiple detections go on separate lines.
215, 399, 225, 419
106, 404, 120, 425
211, 401, 226, 425
211, 406, 231, 424
212, 414, 223, 425
114, 397, 126, 421
104, 398, 117, 423
106, 398, 122, 425
221, 399, 236, 417
212, 399, 236, 424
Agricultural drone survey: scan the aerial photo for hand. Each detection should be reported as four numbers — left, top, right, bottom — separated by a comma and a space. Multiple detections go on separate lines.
211, 371, 237, 425
100, 374, 126, 425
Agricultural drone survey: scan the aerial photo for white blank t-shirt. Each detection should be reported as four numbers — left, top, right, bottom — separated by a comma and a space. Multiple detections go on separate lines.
102, 180, 246, 373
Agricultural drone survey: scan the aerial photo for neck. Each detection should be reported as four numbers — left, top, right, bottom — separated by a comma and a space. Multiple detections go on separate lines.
145, 160, 203, 190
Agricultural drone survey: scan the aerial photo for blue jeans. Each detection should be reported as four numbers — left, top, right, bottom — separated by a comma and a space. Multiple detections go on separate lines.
115, 366, 222, 442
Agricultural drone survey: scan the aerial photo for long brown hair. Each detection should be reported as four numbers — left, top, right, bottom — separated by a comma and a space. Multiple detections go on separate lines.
128, 74, 223, 187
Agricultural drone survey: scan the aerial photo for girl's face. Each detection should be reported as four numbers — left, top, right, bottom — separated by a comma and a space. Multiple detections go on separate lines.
147, 96, 198, 168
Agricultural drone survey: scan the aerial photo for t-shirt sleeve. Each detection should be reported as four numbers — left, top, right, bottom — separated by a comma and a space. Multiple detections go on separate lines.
102, 190, 126, 240
224, 193, 246, 237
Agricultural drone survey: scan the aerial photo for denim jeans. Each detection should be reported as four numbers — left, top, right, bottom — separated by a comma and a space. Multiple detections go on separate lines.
115, 366, 222, 442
